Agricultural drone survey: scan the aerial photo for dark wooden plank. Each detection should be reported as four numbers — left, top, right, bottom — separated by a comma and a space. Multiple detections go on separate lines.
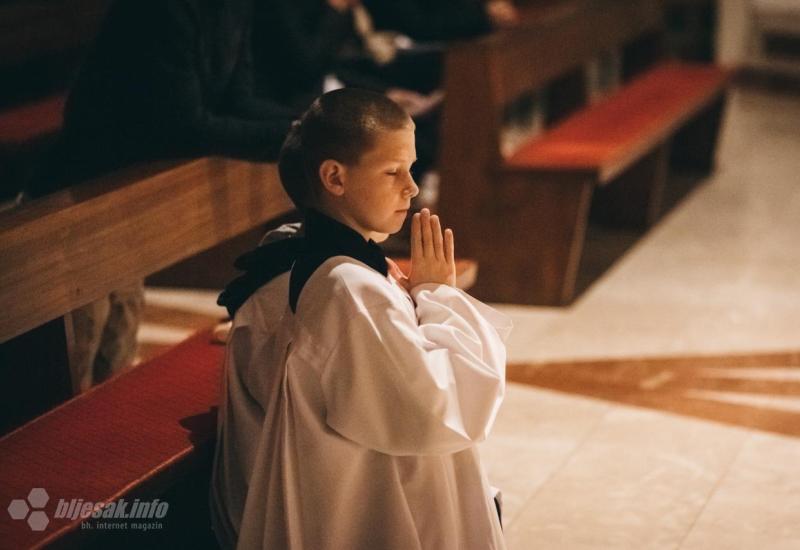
670, 92, 728, 173
456, 0, 662, 106
437, 37, 501, 268
591, 142, 671, 228
471, 173, 594, 305
0, 157, 294, 342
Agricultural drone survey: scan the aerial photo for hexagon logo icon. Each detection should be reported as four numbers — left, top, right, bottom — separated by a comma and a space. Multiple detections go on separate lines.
27, 488, 49, 509
7, 499, 29, 520
27, 510, 49, 531
7, 488, 52, 532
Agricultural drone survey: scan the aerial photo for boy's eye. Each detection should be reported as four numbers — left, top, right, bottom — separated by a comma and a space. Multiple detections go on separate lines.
386, 170, 398, 176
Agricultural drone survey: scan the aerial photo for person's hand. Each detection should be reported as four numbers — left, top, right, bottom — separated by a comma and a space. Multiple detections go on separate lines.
486, 1, 520, 28
327, 0, 359, 13
400, 209, 456, 291
386, 258, 408, 285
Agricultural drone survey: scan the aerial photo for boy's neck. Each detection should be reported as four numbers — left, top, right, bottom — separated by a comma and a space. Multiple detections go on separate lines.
308, 208, 368, 242
312, 206, 387, 243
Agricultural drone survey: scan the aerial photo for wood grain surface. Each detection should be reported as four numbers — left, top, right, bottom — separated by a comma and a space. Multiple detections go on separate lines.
0, 157, 294, 342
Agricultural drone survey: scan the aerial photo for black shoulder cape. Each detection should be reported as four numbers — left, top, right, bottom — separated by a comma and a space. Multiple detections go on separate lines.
218, 209, 387, 317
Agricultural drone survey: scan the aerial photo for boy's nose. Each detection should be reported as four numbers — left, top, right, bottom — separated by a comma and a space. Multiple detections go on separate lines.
405, 175, 419, 199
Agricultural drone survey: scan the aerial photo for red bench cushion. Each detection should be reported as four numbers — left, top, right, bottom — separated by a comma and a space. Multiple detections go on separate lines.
0, 330, 223, 548
504, 62, 731, 182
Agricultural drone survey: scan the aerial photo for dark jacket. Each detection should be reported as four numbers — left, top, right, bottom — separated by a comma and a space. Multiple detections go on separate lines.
33, 0, 296, 195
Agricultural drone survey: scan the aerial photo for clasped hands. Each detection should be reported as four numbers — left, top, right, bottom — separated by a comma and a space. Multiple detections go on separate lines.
390, 209, 456, 291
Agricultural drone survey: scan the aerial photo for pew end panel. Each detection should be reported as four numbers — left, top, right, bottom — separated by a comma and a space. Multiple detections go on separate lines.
478, 170, 595, 305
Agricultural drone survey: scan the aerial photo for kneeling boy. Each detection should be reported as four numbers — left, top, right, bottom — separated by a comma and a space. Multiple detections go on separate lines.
212, 88, 512, 549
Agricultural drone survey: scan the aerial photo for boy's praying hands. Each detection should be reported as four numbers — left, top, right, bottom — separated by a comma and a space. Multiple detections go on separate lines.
395, 208, 456, 290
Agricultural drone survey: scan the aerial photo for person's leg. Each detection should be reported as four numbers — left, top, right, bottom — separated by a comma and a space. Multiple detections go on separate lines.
93, 280, 145, 384
67, 296, 111, 394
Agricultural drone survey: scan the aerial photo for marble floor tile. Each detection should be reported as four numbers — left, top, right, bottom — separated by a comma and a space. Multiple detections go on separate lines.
480, 383, 613, 525
501, 405, 748, 550
679, 432, 800, 550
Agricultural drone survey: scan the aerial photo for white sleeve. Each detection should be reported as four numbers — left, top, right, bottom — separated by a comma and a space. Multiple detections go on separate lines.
319, 282, 512, 456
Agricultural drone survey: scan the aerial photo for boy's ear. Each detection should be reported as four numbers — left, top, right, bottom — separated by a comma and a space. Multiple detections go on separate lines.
318, 159, 346, 197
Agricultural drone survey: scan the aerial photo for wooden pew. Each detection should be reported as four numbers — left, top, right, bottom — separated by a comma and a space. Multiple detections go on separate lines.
0, 157, 293, 547
437, 0, 730, 306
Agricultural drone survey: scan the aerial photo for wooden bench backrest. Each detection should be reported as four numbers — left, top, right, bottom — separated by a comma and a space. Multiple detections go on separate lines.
481, 0, 661, 106
0, 157, 293, 343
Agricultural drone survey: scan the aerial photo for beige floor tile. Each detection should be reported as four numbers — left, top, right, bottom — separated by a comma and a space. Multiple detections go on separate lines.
481, 384, 613, 524
680, 432, 800, 550
501, 406, 747, 549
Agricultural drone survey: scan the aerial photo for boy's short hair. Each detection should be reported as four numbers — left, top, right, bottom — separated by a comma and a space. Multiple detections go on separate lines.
278, 88, 412, 212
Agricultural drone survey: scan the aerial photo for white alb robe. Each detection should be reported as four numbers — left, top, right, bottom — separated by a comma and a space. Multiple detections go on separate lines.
210, 272, 291, 548
215, 256, 512, 549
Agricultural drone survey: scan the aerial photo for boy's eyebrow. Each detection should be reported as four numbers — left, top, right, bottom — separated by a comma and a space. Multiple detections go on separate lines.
383, 157, 417, 164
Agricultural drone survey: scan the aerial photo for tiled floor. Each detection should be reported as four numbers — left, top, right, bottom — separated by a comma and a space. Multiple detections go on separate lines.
139, 83, 800, 549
